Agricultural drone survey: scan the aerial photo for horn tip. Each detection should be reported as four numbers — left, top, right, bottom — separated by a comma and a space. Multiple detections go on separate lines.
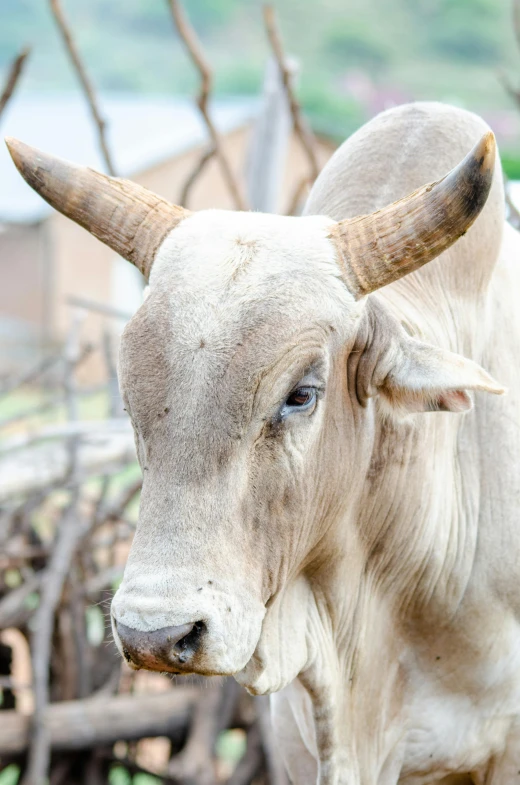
474, 131, 496, 174
4, 136, 31, 174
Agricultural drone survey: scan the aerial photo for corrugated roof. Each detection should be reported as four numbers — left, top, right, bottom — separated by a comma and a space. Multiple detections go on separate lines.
0, 92, 258, 223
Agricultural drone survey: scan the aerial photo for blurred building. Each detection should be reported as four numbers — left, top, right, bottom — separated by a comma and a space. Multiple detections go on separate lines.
0, 92, 335, 376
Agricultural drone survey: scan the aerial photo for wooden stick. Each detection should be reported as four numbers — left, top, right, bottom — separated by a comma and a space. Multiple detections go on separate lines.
0, 47, 30, 121
179, 146, 216, 207
167, 681, 222, 784
226, 721, 263, 785
263, 5, 320, 183
166, 0, 248, 210
0, 418, 131, 454
22, 495, 86, 785
67, 295, 133, 322
49, 0, 116, 176
0, 351, 63, 397
0, 688, 198, 755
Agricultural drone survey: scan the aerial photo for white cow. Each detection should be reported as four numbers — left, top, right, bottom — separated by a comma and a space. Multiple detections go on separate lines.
7, 101, 520, 784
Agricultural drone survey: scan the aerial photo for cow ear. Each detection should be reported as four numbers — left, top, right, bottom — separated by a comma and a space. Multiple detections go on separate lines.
378, 338, 505, 415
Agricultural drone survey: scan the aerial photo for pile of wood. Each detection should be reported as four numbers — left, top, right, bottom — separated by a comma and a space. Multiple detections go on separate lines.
0, 310, 287, 785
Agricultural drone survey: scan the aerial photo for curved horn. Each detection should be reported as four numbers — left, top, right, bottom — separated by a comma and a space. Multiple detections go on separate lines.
329, 132, 496, 299
5, 138, 190, 279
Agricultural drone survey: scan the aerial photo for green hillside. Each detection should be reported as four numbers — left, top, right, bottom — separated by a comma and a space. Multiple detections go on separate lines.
1, 0, 520, 150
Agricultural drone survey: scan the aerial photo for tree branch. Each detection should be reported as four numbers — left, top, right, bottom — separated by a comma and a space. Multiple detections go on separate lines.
179, 146, 216, 207
166, 0, 248, 210
263, 5, 320, 186
49, 0, 116, 176
0, 47, 30, 121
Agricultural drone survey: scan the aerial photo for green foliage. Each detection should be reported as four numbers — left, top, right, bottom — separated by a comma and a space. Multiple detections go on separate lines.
133, 774, 162, 785
0, 765, 20, 785
109, 766, 131, 785
322, 19, 393, 72
405, 0, 502, 63
501, 152, 520, 180
85, 604, 106, 646
108, 767, 161, 785
216, 728, 247, 764
300, 81, 367, 139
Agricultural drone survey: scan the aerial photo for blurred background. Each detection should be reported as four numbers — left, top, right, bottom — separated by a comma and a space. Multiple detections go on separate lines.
1, 1, 520, 784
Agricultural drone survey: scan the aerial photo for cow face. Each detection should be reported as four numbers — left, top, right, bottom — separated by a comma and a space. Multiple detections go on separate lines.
110, 209, 502, 692
110, 211, 361, 688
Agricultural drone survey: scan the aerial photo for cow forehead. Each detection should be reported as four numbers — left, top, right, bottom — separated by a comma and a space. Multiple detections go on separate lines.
150, 209, 345, 291
134, 209, 357, 358
118, 210, 359, 474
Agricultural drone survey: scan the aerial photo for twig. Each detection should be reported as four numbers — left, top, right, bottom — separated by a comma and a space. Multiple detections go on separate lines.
263, 5, 320, 183
67, 295, 133, 322
226, 721, 263, 785
179, 145, 216, 207
168, 682, 221, 784
69, 565, 91, 698
0, 352, 63, 397
94, 476, 142, 528
2, 687, 198, 755
49, 0, 116, 175
84, 565, 123, 597
22, 495, 87, 785
0, 397, 65, 430
0, 572, 42, 629
0, 47, 30, 121
0, 418, 131, 454
166, 0, 248, 210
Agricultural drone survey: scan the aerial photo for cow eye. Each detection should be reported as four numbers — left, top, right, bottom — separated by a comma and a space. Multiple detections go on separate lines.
280, 386, 317, 418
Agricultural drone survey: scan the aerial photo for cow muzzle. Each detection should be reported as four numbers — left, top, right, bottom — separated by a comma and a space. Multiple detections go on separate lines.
113, 618, 205, 672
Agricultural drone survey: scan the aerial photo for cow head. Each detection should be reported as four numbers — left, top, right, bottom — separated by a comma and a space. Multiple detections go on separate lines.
6, 133, 504, 694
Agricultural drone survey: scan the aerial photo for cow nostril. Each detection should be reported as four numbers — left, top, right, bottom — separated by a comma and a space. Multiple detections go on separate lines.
173, 621, 205, 663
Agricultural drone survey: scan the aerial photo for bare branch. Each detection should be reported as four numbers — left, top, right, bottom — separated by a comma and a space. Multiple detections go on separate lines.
0, 47, 30, 121
0, 418, 131, 454
226, 721, 263, 785
67, 295, 133, 322
168, 682, 221, 784
179, 146, 216, 207
0, 572, 42, 630
166, 0, 248, 210
49, 0, 116, 176
0, 351, 63, 397
22, 495, 87, 785
263, 4, 320, 184
1, 688, 198, 755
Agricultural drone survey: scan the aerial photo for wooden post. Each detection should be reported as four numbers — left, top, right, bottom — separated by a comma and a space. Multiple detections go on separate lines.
245, 57, 296, 214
